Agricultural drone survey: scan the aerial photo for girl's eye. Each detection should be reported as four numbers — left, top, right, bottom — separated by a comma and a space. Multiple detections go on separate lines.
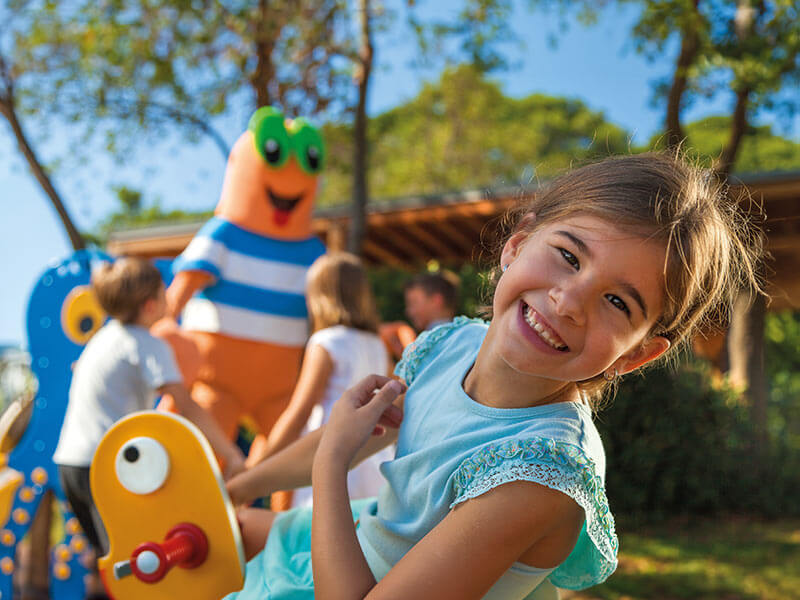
606, 294, 630, 316
559, 248, 579, 270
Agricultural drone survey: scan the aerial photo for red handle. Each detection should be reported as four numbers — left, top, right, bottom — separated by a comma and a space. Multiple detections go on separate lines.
129, 523, 209, 584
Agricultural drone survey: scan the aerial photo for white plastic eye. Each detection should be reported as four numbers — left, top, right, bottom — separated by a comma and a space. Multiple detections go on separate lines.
115, 437, 170, 495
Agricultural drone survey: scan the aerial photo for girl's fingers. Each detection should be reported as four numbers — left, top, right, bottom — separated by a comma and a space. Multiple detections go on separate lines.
377, 404, 403, 428
349, 374, 395, 406
363, 380, 405, 419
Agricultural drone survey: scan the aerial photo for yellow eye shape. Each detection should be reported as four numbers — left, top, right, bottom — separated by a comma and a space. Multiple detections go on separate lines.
61, 286, 105, 345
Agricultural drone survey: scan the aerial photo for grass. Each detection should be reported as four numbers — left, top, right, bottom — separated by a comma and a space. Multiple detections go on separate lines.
562, 516, 800, 600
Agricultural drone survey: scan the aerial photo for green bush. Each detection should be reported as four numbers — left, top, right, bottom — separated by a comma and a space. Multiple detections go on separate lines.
598, 359, 800, 519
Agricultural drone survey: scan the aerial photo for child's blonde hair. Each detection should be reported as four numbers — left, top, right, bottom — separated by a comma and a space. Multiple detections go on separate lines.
491, 151, 766, 401
91, 257, 163, 324
306, 252, 381, 334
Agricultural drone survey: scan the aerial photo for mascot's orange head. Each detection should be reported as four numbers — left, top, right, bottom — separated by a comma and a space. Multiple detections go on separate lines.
214, 107, 326, 240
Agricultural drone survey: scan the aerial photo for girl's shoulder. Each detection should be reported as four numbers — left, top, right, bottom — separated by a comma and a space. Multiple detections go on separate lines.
395, 316, 487, 385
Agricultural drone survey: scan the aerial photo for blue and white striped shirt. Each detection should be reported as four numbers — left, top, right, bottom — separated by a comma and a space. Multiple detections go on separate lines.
172, 217, 326, 346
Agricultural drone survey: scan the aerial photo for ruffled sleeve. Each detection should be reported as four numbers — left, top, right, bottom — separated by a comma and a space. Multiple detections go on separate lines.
394, 316, 486, 385
450, 437, 618, 590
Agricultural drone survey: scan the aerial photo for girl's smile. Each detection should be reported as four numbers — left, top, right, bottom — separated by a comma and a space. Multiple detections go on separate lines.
519, 301, 569, 353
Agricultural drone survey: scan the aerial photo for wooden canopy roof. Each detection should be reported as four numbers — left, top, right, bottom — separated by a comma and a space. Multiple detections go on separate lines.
107, 171, 800, 310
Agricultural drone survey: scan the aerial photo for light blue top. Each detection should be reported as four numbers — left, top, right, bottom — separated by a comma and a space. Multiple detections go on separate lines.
356, 317, 618, 593
172, 217, 325, 346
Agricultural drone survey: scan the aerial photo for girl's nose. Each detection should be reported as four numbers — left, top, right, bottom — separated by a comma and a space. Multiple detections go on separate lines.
549, 283, 586, 326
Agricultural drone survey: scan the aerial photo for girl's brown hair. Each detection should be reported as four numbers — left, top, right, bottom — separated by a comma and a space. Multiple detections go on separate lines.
91, 257, 163, 324
306, 252, 381, 334
489, 151, 766, 403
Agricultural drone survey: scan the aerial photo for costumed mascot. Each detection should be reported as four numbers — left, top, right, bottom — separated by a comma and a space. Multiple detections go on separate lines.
155, 107, 326, 470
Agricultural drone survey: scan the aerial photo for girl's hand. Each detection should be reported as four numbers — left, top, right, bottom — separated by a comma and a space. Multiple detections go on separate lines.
316, 375, 405, 469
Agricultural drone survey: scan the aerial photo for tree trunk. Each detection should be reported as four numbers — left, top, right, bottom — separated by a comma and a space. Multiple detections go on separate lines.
0, 99, 84, 250
728, 292, 768, 453
253, 0, 278, 108
348, 0, 373, 256
715, 86, 751, 178
665, 1, 701, 150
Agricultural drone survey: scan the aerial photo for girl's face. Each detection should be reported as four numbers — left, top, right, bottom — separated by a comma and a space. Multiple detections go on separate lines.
492, 214, 670, 386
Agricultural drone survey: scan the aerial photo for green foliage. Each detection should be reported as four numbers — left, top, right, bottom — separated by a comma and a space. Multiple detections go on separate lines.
628, 0, 800, 100
648, 116, 800, 173
405, 0, 517, 73
320, 64, 630, 205
765, 310, 800, 451
11, 0, 356, 161
598, 358, 800, 518
85, 185, 211, 246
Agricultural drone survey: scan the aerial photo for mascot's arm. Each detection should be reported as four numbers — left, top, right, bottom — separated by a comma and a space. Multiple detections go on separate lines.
166, 270, 214, 319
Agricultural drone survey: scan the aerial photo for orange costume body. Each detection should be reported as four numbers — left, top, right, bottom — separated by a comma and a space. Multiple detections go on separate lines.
156, 108, 326, 465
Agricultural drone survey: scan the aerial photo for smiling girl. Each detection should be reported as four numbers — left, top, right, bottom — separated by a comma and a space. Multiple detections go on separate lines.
224, 152, 763, 599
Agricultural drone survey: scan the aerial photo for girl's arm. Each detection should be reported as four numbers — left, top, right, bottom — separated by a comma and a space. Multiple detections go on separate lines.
244, 343, 333, 467
363, 481, 583, 599
165, 270, 213, 319
310, 376, 584, 600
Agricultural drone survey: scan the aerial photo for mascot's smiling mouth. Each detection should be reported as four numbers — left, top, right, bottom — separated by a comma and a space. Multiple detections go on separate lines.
267, 187, 303, 226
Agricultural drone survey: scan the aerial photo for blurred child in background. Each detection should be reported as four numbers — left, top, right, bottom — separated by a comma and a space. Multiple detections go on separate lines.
54, 257, 245, 599
253, 253, 393, 510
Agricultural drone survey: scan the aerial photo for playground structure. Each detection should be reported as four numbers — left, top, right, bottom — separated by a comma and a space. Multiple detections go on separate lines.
0, 250, 111, 600
91, 410, 244, 600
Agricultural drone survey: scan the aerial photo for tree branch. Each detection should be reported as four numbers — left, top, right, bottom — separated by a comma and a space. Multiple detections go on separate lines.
715, 85, 751, 178
665, 0, 701, 150
0, 89, 84, 250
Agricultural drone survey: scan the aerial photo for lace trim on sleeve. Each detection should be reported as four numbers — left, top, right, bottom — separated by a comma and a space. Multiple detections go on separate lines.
393, 316, 485, 385
450, 437, 618, 590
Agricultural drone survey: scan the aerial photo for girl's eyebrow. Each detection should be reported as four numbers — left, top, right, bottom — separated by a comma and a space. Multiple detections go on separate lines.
555, 230, 649, 319
555, 230, 591, 256
619, 282, 649, 320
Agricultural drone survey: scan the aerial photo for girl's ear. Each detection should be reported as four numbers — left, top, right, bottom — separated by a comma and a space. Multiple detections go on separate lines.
500, 214, 536, 268
615, 335, 670, 375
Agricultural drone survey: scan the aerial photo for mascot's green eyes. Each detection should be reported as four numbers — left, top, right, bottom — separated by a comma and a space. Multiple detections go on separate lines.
250, 108, 291, 168
248, 107, 326, 174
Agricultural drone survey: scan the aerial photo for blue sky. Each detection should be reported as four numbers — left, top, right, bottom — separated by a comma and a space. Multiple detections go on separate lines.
1, 2, 793, 347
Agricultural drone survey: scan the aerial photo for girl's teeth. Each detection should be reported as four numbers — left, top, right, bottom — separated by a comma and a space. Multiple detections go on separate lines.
524, 305, 567, 351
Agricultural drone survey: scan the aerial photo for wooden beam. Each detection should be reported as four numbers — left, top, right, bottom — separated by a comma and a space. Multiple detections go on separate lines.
370, 226, 430, 263
107, 232, 196, 258
405, 224, 461, 260
435, 220, 478, 255
362, 238, 411, 269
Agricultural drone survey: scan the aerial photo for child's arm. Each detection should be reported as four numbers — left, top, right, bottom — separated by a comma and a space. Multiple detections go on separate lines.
226, 386, 403, 507
165, 270, 213, 319
160, 382, 246, 479
243, 343, 333, 467
311, 376, 584, 600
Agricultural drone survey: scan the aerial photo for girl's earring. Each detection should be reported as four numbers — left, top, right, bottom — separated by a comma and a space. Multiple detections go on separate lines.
603, 368, 619, 382
502, 264, 509, 272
